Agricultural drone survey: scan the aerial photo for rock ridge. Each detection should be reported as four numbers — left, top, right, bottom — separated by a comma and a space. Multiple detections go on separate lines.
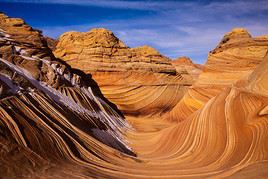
54, 28, 176, 74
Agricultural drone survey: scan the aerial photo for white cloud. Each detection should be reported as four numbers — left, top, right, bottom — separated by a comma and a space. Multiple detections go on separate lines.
5, 0, 268, 12
2, 0, 193, 10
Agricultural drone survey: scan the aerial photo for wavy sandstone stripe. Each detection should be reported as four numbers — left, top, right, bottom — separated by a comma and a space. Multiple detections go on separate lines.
90, 71, 191, 116
1, 59, 268, 178
54, 28, 176, 74
54, 28, 194, 117
166, 28, 268, 122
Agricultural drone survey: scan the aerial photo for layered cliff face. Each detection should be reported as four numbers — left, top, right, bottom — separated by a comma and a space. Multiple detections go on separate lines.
52, 25, 268, 178
54, 28, 176, 74
1, 12, 268, 179
198, 28, 267, 85
167, 28, 268, 122
54, 28, 193, 117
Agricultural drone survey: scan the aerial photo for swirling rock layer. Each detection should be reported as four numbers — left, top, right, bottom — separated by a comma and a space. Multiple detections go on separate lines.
167, 28, 268, 122
54, 28, 194, 117
1, 13, 268, 179
90, 71, 191, 117
0, 13, 135, 178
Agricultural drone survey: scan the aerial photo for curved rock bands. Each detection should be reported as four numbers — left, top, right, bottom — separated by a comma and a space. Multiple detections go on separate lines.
166, 28, 268, 122
0, 12, 134, 159
126, 87, 268, 178
90, 71, 190, 117
1, 13, 268, 178
1, 82, 267, 178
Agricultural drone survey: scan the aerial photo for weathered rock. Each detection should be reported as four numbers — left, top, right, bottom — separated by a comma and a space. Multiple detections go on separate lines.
54, 28, 176, 74
200, 28, 268, 86
0, 14, 135, 179
53, 28, 195, 116
167, 28, 268, 122
44, 36, 58, 50
0, 13, 61, 87
171, 56, 203, 82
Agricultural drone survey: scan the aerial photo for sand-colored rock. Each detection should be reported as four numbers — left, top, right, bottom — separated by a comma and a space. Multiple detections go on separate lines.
167, 28, 268, 122
54, 28, 193, 116
90, 71, 191, 116
44, 36, 58, 50
200, 28, 267, 85
54, 28, 176, 74
0, 13, 64, 88
171, 56, 203, 82
0, 14, 135, 179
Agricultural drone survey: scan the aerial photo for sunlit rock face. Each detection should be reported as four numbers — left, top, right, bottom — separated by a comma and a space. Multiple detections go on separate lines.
199, 28, 267, 86
54, 28, 195, 117
166, 28, 268, 122
171, 56, 203, 82
54, 28, 176, 74
1, 13, 268, 179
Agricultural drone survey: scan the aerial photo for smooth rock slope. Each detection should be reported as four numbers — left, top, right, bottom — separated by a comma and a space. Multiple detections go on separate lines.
171, 56, 203, 82
167, 28, 268, 122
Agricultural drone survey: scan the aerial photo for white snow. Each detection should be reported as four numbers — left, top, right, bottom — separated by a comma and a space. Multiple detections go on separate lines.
0, 57, 131, 146
0, 73, 21, 94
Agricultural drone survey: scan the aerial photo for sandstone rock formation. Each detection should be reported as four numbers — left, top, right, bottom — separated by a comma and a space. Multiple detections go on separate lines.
200, 27, 267, 86
44, 36, 58, 50
0, 13, 135, 178
54, 28, 176, 74
128, 57, 268, 177
54, 28, 193, 116
171, 56, 203, 82
167, 28, 268, 122
1, 13, 268, 179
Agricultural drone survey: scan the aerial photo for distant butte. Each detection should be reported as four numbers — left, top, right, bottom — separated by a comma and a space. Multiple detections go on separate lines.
54, 28, 176, 74
172, 56, 203, 81
167, 27, 268, 122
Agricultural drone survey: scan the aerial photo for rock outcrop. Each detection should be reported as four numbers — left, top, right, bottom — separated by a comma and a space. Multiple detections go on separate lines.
44, 36, 58, 50
167, 28, 268, 121
54, 28, 193, 116
54, 28, 176, 74
171, 56, 203, 82
200, 27, 267, 85
0, 13, 136, 178
129, 56, 268, 178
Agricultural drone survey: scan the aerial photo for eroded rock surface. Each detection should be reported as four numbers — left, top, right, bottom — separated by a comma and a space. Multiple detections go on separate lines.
54, 28, 176, 74
54, 28, 194, 116
0, 13, 136, 179
171, 56, 203, 82
167, 28, 268, 121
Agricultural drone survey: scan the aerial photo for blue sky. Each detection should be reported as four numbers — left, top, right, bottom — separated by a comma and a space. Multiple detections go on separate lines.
0, 0, 268, 64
